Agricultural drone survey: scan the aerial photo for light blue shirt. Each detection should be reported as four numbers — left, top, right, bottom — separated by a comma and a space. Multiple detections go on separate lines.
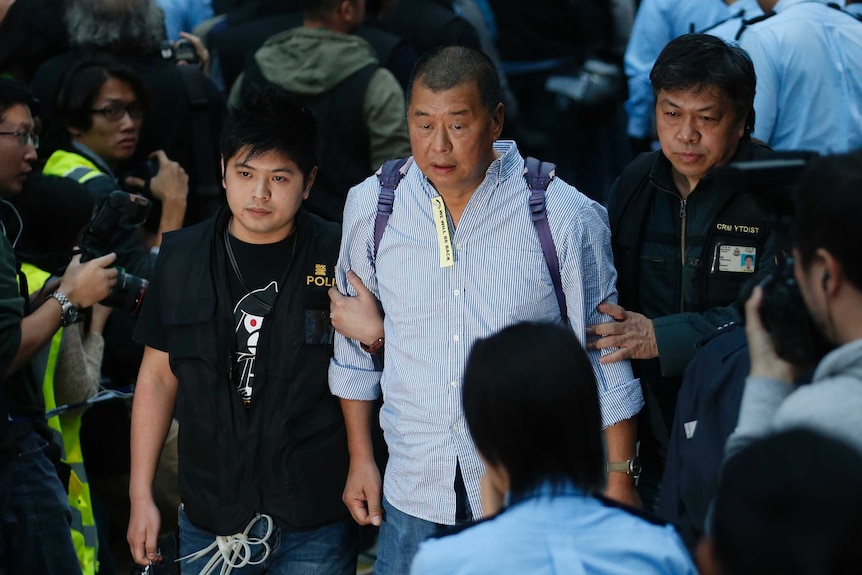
624, 0, 729, 138
703, 0, 765, 43
329, 141, 643, 525
739, 0, 862, 153
411, 483, 698, 575
157, 0, 214, 40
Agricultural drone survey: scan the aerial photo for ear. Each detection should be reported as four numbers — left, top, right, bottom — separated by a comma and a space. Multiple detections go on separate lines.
337, 0, 354, 19
220, 155, 226, 189
490, 102, 504, 140
303, 166, 317, 200
817, 248, 842, 297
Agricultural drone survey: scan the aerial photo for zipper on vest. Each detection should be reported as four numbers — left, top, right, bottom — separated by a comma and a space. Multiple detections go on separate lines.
679, 198, 687, 313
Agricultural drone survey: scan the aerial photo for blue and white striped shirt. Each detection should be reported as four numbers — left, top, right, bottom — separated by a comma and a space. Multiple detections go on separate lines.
329, 141, 643, 525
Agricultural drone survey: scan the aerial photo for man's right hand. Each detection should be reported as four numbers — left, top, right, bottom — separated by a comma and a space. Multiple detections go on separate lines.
147, 150, 189, 207
58, 252, 118, 308
343, 457, 382, 526
745, 286, 798, 383
127, 497, 163, 566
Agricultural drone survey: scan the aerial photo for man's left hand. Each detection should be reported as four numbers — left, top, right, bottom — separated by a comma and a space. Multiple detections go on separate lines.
587, 303, 658, 364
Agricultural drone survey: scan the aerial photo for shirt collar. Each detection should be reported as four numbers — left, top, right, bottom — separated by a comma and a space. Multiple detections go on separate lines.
506, 480, 586, 507
70, 141, 117, 181
773, 0, 827, 13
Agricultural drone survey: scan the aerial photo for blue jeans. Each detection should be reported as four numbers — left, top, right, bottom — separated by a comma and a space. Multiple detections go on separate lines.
0, 429, 81, 574
177, 506, 358, 574
373, 498, 442, 575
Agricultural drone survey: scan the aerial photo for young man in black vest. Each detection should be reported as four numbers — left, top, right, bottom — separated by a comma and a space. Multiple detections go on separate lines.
127, 83, 357, 573
587, 33, 775, 511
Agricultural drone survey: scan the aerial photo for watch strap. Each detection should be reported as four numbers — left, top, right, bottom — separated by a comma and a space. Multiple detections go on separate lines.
360, 337, 385, 355
607, 457, 641, 476
49, 291, 78, 326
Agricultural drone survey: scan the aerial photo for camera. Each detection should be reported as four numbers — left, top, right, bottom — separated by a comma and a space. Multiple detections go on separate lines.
713, 152, 831, 366
79, 191, 151, 316
159, 39, 200, 65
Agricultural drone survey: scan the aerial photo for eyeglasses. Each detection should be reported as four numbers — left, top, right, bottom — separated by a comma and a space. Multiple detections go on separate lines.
90, 101, 145, 122
0, 131, 39, 149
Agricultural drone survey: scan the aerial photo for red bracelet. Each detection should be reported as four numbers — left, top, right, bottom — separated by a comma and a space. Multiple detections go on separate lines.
360, 337, 385, 354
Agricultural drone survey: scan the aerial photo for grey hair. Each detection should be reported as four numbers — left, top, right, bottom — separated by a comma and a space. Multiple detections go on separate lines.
65, 0, 166, 54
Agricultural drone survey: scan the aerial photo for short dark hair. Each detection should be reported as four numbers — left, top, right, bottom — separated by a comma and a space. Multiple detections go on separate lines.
0, 77, 38, 121
650, 33, 756, 134
794, 151, 862, 291
305, 0, 347, 20
407, 45, 503, 115
219, 82, 317, 183
712, 429, 862, 575
462, 322, 605, 498
55, 57, 150, 133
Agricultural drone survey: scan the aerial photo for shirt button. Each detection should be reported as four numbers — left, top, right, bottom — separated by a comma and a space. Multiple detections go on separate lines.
456, 244, 463, 250
450, 380, 459, 388
452, 423, 460, 432
453, 289, 460, 296
453, 335, 460, 342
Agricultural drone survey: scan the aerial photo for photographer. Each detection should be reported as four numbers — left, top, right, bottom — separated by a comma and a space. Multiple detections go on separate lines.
1, 77, 117, 574
45, 57, 189, 279
725, 151, 862, 460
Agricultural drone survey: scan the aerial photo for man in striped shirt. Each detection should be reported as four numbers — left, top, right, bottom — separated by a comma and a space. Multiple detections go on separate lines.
329, 45, 644, 575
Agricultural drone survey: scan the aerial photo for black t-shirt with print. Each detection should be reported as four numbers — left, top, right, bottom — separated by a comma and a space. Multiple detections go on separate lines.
225, 232, 295, 406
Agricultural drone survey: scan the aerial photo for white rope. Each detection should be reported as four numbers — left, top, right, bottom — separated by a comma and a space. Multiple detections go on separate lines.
177, 514, 275, 575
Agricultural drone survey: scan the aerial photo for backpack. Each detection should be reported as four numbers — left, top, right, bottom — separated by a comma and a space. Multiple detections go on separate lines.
372, 156, 567, 323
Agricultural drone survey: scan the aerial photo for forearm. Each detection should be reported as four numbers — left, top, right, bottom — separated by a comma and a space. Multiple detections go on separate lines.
339, 397, 376, 464
5, 298, 62, 378
724, 375, 792, 460
129, 348, 178, 504
653, 304, 741, 377
604, 417, 638, 487
154, 199, 187, 247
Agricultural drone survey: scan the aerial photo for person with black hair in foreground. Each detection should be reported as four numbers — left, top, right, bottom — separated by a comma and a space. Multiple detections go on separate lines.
411, 323, 696, 575
699, 429, 862, 575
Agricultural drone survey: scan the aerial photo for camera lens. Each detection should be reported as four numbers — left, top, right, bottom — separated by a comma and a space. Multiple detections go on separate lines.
102, 269, 148, 316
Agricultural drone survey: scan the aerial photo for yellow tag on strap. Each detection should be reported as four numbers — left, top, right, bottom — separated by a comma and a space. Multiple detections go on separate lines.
431, 196, 455, 268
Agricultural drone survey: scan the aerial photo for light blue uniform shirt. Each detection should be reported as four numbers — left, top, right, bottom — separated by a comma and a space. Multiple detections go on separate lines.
329, 141, 643, 525
739, 0, 862, 153
156, 0, 214, 40
703, 0, 765, 43
624, 0, 729, 138
411, 483, 697, 575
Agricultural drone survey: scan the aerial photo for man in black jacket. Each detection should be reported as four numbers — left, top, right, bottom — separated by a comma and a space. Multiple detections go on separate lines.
127, 83, 357, 573
587, 33, 775, 511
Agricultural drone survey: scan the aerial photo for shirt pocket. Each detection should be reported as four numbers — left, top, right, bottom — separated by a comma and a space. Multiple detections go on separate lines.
482, 248, 557, 323
161, 297, 216, 360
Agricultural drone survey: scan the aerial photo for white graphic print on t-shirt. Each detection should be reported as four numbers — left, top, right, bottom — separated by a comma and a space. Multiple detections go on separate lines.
233, 281, 278, 405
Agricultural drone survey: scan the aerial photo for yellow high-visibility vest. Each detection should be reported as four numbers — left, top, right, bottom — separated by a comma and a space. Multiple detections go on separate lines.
21, 263, 99, 575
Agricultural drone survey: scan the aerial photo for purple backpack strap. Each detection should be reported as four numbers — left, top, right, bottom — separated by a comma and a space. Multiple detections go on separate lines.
374, 157, 411, 258
525, 157, 567, 324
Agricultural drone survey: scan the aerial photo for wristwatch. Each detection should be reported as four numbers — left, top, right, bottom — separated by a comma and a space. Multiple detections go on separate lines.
360, 337, 385, 355
607, 457, 642, 479
49, 291, 79, 327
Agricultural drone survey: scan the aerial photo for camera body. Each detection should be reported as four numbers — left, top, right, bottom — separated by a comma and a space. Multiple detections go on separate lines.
758, 258, 823, 365
159, 39, 200, 65
713, 152, 829, 366
79, 191, 151, 316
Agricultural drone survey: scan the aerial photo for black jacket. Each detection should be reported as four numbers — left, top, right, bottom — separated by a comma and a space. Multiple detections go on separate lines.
607, 138, 775, 464
148, 207, 348, 534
